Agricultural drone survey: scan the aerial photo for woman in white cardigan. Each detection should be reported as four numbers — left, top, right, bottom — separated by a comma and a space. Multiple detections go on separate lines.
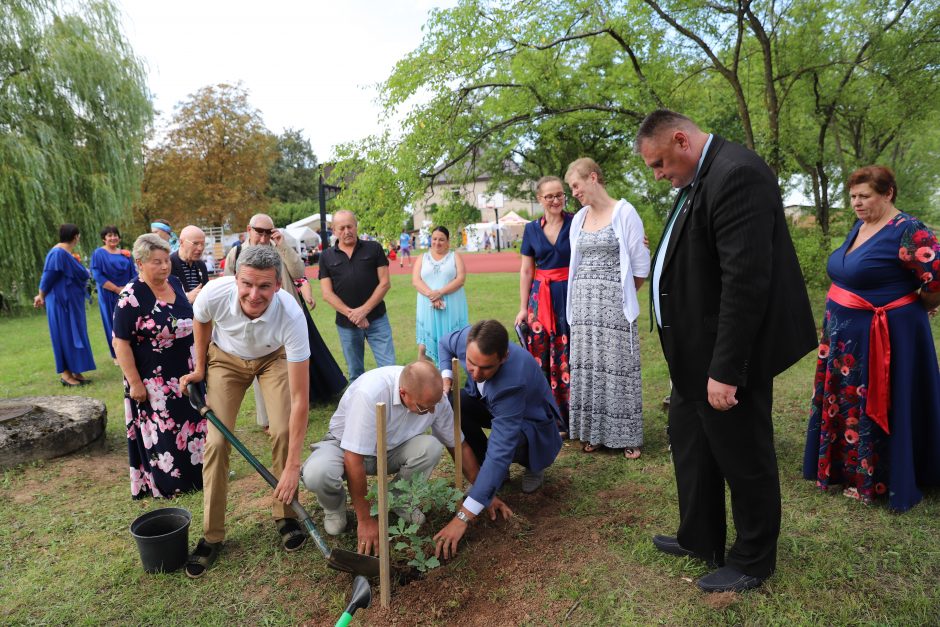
565, 157, 650, 458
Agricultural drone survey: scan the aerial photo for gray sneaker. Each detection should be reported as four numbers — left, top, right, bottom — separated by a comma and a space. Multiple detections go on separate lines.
392, 507, 426, 526
521, 469, 544, 493
323, 508, 348, 535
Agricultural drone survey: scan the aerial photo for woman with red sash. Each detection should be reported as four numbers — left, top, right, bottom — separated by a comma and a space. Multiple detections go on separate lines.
515, 176, 574, 435
804, 166, 940, 511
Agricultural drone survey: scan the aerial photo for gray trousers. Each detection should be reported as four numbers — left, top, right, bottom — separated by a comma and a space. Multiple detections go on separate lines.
300, 435, 444, 513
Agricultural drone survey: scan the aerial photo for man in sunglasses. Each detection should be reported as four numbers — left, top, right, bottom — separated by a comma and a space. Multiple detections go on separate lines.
224, 214, 307, 430
300, 360, 509, 556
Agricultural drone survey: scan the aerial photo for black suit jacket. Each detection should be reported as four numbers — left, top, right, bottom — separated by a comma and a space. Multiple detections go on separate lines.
651, 135, 816, 400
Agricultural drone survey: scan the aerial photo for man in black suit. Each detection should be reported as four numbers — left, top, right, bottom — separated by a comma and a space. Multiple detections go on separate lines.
638, 110, 816, 592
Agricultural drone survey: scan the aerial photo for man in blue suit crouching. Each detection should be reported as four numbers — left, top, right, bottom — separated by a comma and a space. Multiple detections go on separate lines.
434, 320, 563, 558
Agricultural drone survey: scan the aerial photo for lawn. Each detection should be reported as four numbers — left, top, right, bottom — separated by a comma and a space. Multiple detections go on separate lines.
1, 272, 939, 625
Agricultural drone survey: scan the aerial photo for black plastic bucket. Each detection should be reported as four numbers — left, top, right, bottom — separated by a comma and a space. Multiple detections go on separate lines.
129, 507, 192, 573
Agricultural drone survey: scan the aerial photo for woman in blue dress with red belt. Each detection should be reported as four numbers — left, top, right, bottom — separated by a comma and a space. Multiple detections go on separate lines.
804, 166, 940, 511
515, 176, 573, 434
34, 224, 96, 387
91, 225, 137, 362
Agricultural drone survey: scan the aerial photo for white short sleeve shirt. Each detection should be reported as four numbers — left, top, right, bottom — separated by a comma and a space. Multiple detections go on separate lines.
328, 366, 459, 456
192, 276, 310, 362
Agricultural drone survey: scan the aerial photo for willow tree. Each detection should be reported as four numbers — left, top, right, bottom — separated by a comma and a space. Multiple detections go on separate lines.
0, 0, 153, 305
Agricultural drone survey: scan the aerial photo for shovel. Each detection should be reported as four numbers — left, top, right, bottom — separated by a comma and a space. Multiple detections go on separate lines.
334, 575, 372, 626
186, 383, 380, 578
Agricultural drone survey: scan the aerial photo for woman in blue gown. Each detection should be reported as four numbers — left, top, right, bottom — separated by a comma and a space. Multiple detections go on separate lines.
515, 176, 573, 434
804, 166, 940, 511
34, 224, 96, 387
90, 225, 137, 362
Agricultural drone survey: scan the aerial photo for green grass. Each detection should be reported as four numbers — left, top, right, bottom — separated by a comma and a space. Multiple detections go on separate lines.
1, 273, 939, 625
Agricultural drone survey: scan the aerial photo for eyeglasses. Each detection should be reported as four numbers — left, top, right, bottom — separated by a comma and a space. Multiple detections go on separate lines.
402, 388, 433, 415
413, 402, 432, 415
250, 226, 275, 236
540, 192, 566, 202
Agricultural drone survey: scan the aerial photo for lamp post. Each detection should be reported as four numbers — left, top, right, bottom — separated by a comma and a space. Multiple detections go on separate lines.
318, 168, 341, 247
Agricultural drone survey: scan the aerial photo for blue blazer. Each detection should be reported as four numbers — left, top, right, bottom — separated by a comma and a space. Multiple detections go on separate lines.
439, 326, 563, 507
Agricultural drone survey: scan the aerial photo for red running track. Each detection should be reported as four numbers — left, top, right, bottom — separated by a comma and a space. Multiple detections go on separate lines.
304, 250, 522, 279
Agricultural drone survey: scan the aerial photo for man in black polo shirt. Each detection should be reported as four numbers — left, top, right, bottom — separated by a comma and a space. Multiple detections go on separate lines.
319, 210, 396, 381
170, 225, 209, 303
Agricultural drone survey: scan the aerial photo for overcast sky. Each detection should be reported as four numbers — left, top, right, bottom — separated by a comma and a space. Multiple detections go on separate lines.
117, 0, 455, 160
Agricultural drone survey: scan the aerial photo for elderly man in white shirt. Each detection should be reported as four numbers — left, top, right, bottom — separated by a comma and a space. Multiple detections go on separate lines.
180, 245, 310, 578
301, 360, 510, 557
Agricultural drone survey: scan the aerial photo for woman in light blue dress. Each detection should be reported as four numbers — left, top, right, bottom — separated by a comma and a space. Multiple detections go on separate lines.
34, 224, 97, 386
90, 225, 137, 361
413, 226, 469, 362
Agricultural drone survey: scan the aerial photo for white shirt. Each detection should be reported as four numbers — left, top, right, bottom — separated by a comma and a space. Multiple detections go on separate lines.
192, 276, 310, 362
653, 134, 714, 327
328, 366, 459, 456
567, 198, 650, 323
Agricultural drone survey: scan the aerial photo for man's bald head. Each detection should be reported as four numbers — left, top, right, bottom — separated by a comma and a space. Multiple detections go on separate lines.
178, 225, 206, 262
400, 360, 444, 409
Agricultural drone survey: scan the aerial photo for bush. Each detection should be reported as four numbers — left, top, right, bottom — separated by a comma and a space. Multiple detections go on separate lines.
789, 224, 831, 290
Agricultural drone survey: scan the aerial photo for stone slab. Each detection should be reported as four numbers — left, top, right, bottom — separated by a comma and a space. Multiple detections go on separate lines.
0, 396, 108, 470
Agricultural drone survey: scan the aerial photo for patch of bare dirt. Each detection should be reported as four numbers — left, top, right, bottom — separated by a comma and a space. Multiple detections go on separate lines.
295, 472, 645, 626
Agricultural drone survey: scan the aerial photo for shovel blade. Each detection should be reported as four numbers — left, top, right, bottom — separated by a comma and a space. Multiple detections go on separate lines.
328, 548, 381, 578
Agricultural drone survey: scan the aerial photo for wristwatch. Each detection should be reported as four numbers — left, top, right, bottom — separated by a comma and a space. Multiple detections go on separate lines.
455, 510, 471, 524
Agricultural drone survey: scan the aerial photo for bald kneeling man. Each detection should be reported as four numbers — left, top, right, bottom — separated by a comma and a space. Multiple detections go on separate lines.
301, 360, 510, 556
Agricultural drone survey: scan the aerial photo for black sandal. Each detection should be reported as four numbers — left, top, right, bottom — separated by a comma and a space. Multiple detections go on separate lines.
276, 518, 307, 552
185, 538, 222, 579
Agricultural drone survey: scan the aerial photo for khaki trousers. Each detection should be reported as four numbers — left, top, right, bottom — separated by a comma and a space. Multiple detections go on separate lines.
202, 343, 295, 543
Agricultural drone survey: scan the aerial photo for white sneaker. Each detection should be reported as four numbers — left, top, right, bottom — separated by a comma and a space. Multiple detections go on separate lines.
392, 507, 426, 526
323, 508, 348, 535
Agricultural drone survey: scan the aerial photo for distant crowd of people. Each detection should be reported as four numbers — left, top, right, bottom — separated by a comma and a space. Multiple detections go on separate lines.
33, 109, 940, 593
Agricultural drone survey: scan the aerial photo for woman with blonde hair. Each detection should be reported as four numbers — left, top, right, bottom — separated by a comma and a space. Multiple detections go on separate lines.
565, 158, 650, 458
515, 175, 574, 434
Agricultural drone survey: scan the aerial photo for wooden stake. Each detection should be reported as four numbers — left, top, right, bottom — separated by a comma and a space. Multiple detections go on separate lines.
451, 357, 463, 490
375, 401, 390, 609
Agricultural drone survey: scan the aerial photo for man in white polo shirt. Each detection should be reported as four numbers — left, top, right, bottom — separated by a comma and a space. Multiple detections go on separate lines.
180, 245, 310, 578
300, 360, 511, 556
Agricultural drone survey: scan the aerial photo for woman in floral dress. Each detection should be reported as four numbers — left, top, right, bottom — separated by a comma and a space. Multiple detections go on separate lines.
113, 234, 206, 498
515, 176, 573, 434
803, 166, 940, 511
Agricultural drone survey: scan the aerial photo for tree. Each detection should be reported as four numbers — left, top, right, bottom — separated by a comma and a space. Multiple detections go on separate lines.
137, 83, 276, 230
337, 0, 939, 238
268, 128, 318, 203
0, 0, 152, 303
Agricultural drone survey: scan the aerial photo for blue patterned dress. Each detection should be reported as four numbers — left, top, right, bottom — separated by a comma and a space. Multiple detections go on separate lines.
803, 213, 940, 511
520, 214, 573, 431
113, 277, 206, 499
39, 247, 96, 374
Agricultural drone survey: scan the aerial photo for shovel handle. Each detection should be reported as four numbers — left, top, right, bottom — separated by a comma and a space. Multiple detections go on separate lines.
186, 383, 332, 558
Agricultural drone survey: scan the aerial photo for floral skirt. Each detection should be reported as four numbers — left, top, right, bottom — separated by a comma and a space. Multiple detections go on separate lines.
523, 278, 570, 432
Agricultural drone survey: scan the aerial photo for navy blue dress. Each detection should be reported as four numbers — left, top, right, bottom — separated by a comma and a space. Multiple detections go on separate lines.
113, 276, 206, 499
804, 213, 940, 511
90, 247, 137, 358
39, 247, 96, 374
520, 213, 573, 431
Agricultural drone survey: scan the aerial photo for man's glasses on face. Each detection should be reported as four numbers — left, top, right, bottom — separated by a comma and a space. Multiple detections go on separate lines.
250, 226, 275, 236
540, 192, 566, 202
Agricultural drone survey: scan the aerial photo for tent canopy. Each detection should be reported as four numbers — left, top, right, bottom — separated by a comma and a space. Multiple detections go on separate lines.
286, 214, 332, 231
498, 210, 529, 225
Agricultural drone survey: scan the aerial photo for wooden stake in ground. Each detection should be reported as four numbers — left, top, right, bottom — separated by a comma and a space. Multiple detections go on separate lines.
451, 357, 463, 490
375, 401, 390, 609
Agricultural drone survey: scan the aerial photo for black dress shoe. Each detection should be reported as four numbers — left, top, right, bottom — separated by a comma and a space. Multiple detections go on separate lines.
652, 535, 697, 558
652, 535, 720, 568
696, 566, 766, 593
